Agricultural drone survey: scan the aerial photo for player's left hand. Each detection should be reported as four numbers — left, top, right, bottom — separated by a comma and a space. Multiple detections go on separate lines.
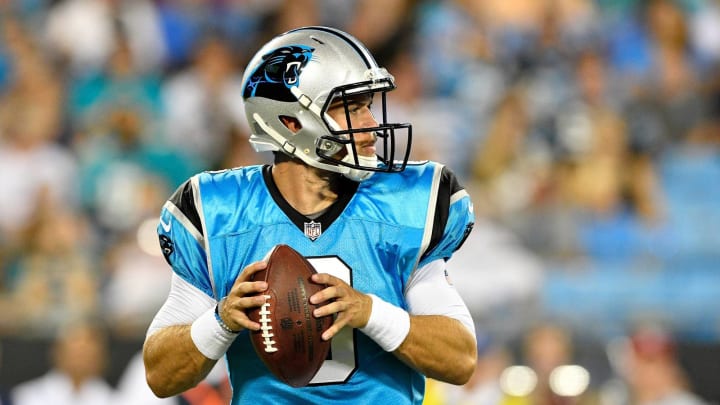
309, 273, 372, 341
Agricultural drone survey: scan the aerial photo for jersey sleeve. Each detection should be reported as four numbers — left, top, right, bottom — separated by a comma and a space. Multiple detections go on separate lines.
157, 176, 214, 299
418, 166, 474, 267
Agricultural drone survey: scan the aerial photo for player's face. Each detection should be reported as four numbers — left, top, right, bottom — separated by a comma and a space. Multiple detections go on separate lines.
327, 94, 377, 157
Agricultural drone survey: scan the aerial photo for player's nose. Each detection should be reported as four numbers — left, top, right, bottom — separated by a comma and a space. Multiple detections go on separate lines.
354, 129, 377, 146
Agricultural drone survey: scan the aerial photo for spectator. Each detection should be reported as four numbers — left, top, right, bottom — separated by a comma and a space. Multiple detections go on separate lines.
602, 325, 709, 405
620, 0, 711, 152
552, 50, 628, 219
0, 105, 77, 255
0, 15, 74, 243
101, 219, 173, 338
43, 0, 115, 76
386, 49, 476, 172
44, 0, 165, 76
11, 320, 114, 405
113, 349, 230, 405
521, 322, 600, 405
470, 86, 554, 223
113, 350, 179, 405
161, 33, 250, 169
68, 30, 163, 147
77, 104, 198, 238
0, 203, 99, 336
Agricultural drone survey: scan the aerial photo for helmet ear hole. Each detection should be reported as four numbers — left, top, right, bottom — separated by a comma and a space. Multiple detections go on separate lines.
279, 116, 302, 133
317, 137, 343, 156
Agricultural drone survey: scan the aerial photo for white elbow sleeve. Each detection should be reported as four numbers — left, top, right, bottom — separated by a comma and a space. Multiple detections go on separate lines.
405, 260, 477, 341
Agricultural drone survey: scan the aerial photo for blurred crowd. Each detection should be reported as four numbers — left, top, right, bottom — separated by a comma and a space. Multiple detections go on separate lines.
0, 0, 719, 404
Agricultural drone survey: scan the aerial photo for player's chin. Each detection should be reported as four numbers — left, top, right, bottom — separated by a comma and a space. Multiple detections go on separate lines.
360, 147, 376, 156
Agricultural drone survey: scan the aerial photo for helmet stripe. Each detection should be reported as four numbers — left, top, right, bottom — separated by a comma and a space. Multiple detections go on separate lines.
286, 26, 373, 69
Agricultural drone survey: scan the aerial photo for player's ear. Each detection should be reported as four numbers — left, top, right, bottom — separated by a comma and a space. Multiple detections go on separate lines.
279, 116, 302, 133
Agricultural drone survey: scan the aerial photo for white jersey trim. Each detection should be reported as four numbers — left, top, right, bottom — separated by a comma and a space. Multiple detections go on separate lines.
163, 200, 203, 244
191, 175, 217, 298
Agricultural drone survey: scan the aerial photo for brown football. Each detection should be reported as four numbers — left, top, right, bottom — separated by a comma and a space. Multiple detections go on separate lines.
246, 244, 332, 387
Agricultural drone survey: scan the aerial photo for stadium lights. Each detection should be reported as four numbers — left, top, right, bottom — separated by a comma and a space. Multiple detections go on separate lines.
137, 217, 164, 257
500, 364, 591, 398
500, 366, 537, 397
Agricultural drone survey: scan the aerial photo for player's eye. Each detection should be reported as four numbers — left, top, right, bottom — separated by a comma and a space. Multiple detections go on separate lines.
349, 98, 373, 114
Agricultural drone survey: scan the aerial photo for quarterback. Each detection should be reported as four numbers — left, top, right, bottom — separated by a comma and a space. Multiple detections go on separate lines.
143, 26, 477, 404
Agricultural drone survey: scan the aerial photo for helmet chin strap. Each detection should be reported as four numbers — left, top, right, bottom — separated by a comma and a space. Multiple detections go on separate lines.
340, 153, 376, 182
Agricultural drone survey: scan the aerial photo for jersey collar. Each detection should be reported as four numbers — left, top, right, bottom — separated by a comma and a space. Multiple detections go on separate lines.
262, 165, 358, 240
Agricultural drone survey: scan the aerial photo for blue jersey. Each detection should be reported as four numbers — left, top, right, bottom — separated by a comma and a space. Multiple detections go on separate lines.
157, 162, 474, 404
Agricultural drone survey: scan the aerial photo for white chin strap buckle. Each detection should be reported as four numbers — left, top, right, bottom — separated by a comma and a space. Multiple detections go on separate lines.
341, 154, 377, 182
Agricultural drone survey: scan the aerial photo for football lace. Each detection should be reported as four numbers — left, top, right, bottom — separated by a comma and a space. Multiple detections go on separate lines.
258, 295, 278, 353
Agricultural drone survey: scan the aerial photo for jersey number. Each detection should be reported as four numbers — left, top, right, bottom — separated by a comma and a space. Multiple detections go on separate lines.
306, 257, 357, 385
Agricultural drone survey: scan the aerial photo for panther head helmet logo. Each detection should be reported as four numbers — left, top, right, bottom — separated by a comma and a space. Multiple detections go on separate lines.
243, 45, 315, 102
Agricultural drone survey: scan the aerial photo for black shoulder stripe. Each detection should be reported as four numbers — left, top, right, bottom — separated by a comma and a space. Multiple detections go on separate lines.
428, 166, 463, 253
169, 179, 203, 236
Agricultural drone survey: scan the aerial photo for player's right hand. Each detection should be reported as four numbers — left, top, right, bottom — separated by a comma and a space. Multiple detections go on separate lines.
309, 272, 373, 341
217, 261, 268, 332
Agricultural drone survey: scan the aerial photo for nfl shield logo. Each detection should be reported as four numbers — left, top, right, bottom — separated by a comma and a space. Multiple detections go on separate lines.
304, 221, 322, 240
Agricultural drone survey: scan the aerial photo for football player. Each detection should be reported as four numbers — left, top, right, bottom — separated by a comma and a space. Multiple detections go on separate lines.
143, 26, 477, 404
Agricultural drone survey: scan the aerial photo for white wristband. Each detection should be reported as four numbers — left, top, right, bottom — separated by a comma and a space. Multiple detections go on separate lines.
190, 306, 239, 360
360, 294, 410, 352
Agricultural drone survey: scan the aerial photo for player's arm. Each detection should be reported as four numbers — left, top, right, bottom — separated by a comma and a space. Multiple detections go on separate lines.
392, 259, 477, 385
143, 274, 217, 397
395, 316, 476, 384
145, 178, 261, 396
310, 259, 477, 385
144, 179, 225, 397
144, 327, 215, 397
388, 164, 476, 384
144, 264, 268, 397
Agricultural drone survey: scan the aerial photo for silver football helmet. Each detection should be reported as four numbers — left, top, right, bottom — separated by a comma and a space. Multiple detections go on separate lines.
241, 26, 412, 181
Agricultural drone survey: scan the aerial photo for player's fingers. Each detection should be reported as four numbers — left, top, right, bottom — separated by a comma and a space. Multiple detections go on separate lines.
237, 261, 268, 282
231, 280, 268, 297
231, 294, 268, 310
311, 272, 342, 286
321, 313, 350, 341
221, 295, 267, 331
313, 299, 344, 318
228, 312, 261, 331
309, 284, 341, 305
230, 264, 268, 296
230, 316, 261, 332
